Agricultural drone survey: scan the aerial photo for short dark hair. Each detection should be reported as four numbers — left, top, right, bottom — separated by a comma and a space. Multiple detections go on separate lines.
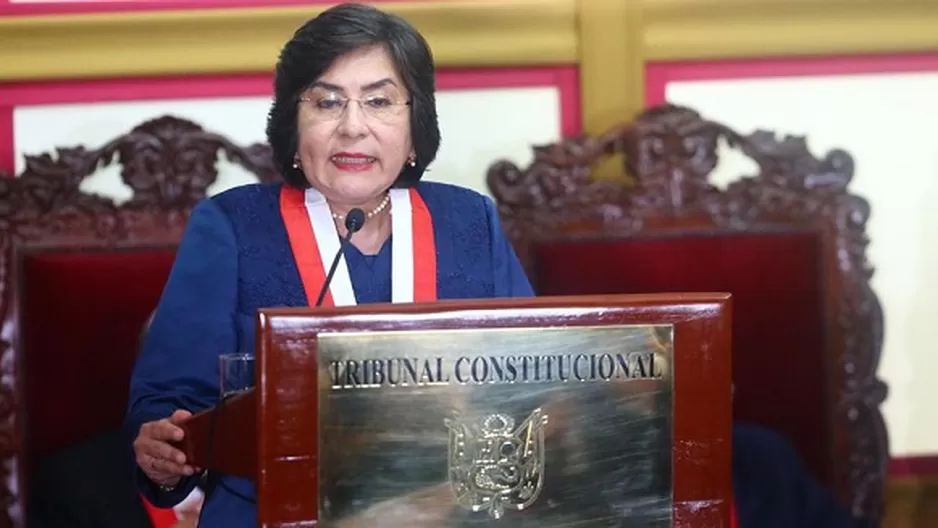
267, 3, 441, 189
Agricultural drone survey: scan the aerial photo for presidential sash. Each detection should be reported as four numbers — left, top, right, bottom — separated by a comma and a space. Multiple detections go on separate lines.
279, 185, 437, 306
141, 497, 177, 528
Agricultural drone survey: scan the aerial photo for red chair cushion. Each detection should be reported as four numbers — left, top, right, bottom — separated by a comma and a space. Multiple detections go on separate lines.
531, 232, 830, 487
18, 249, 176, 480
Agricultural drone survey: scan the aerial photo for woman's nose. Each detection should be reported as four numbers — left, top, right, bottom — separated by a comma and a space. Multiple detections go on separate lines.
337, 101, 369, 137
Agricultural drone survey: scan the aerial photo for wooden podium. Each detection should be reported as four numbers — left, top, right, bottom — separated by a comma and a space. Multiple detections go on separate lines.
178, 293, 733, 527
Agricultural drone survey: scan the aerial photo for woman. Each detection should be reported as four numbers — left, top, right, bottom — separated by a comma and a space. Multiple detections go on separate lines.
125, 3, 533, 527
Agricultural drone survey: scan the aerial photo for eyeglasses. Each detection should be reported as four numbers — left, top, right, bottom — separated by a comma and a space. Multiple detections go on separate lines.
300, 94, 411, 123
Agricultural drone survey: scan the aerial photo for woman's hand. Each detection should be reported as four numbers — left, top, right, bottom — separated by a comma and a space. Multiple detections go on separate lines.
133, 410, 197, 488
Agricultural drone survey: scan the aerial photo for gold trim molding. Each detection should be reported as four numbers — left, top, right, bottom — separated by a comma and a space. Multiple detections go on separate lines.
578, 0, 643, 135
884, 474, 938, 526
642, 0, 938, 62
580, 0, 938, 134
2, 0, 937, 136
0, 0, 578, 81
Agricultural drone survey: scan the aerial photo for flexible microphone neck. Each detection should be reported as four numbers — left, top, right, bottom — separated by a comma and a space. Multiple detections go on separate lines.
315, 208, 366, 307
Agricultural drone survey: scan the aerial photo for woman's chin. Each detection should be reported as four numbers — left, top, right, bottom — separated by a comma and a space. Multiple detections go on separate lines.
327, 180, 391, 204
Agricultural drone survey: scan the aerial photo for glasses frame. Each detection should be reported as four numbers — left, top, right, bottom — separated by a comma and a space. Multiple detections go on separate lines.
299, 94, 412, 123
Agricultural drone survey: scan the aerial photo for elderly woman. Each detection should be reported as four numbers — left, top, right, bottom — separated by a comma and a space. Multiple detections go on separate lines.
126, 3, 532, 527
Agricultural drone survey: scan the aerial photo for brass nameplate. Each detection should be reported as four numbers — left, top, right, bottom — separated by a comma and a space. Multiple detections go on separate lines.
317, 325, 674, 527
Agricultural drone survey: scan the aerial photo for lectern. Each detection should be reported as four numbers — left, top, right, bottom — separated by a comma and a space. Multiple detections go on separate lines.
179, 293, 733, 527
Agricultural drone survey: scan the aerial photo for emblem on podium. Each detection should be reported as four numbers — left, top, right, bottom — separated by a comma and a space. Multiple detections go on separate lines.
445, 409, 549, 519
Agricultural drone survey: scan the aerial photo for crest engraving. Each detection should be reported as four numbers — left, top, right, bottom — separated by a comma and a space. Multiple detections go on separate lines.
444, 408, 549, 519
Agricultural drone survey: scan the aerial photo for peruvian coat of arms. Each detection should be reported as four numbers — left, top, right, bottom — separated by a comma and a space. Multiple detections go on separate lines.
444, 408, 549, 520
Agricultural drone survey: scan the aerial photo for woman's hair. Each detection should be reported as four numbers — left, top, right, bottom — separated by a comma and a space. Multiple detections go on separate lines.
266, 2, 441, 189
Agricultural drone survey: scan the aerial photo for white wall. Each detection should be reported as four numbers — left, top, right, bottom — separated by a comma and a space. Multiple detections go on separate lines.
12, 86, 561, 202
666, 72, 938, 457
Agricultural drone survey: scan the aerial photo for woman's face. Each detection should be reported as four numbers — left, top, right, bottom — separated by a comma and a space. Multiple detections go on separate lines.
296, 45, 414, 206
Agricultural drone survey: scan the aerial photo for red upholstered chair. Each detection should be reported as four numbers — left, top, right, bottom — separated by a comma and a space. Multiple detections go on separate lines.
487, 104, 888, 525
0, 116, 277, 527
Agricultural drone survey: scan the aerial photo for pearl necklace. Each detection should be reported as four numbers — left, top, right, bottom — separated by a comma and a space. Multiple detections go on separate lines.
331, 193, 391, 221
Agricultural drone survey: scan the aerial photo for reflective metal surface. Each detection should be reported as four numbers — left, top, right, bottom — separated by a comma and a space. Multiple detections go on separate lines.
317, 325, 674, 527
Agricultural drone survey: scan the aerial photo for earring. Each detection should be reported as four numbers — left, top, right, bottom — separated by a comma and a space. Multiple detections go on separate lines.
407, 154, 416, 167
292, 155, 300, 169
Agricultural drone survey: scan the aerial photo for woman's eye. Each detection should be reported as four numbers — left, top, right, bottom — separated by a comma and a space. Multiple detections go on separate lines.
317, 99, 344, 110
365, 97, 392, 108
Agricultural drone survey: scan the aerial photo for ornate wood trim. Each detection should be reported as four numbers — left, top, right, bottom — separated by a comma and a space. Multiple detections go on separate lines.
0, 116, 276, 527
487, 104, 889, 523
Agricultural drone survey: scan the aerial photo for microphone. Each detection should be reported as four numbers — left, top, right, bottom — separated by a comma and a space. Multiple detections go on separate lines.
315, 208, 366, 307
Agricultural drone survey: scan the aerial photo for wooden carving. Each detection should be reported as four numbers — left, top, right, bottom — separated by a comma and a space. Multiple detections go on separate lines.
0, 115, 278, 527
488, 104, 887, 522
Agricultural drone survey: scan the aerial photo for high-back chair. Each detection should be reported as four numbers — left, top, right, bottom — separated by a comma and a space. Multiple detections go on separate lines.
0, 116, 277, 527
487, 103, 888, 525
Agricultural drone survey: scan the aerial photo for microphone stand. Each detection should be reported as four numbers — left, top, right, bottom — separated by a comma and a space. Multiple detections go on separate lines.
316, 208, 367, 307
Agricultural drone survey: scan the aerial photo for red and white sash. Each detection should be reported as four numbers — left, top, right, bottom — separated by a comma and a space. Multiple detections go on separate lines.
142, 498, 177, 528
141, 487, 204, 527
279, 186, 437, 306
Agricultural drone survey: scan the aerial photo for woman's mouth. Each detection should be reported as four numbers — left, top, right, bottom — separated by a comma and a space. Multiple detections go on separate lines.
331, 154, 376, 172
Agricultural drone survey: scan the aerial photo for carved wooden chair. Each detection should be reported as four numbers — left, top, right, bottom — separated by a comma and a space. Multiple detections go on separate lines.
487, 104, 888, 525
0, 116, 276, 526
